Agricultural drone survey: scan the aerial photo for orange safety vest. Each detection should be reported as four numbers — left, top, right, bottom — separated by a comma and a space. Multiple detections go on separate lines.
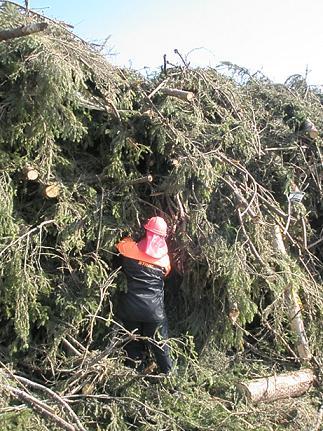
116, 237, 171, 276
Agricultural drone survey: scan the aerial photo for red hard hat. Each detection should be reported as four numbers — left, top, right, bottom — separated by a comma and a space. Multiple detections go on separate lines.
144, 216, 167, 237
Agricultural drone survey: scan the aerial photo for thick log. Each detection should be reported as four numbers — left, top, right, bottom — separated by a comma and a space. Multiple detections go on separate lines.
237, 368, 315, 403
0, 22, 48, 41
272, 225, 312, 362
42, 183, 60, 199
22, 165, 39, 181
160, 88, 195, 102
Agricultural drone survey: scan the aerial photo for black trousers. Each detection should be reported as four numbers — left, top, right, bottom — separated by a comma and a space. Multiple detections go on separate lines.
121, 319, 172, 374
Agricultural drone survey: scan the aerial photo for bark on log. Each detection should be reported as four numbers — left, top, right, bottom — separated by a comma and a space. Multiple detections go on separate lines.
22, 165, 39, 181
42, 183, 60, 199
272, 225, 312, 362
160, 88, 195, 102
0, 22, 48, 41
237, 368, 315, 403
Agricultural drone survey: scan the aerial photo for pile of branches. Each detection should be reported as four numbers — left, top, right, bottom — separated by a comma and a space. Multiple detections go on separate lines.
0, 2, 322, 430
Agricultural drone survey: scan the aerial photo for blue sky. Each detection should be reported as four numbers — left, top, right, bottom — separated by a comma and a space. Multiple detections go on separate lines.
15, 0, 323, 85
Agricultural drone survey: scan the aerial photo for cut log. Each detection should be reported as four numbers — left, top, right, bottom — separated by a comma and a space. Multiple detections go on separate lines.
272, 225, 312, 362
22, 165, 39, 181
0, 22, 48, 42
42, 183, 60, 199
160, 88, 195, 102
237, 368, 315, 403
303, 119, 318, 139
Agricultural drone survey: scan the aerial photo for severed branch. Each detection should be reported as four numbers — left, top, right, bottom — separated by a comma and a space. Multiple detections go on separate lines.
80, 174, 153, 187
160, 87, 195, 102
223, 176, 258, 218
216, 152, 286, 218
147, 79, 169, 99
13, 375, 86, 431
125, 175, 153, 186
0, 365, 86, 431
0, 219, 55, 259
61, 338, 82, 357
174, 48, 189, 68
2, 1, 74, 29
66, 334, 87, 353
0, 22, 48, 41
163, 54, 167, 75
5, 384, 77, 431
308, 236, 323, 249
272, 225, 312, 362
63, 321, 132, 395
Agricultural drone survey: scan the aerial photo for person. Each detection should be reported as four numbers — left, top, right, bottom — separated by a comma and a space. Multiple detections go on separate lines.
115, 216, 172, 374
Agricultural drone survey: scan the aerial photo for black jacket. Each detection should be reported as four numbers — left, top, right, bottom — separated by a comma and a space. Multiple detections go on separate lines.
117, 256, 166, 323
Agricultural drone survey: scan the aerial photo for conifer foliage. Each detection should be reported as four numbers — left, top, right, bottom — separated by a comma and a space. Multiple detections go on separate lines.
0, 3, 322, 430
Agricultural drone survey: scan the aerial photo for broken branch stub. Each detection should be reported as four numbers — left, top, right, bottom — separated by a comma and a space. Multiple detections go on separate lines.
41, 183, 60, 199
237, 368, 315, 403
22, 165, 39, 181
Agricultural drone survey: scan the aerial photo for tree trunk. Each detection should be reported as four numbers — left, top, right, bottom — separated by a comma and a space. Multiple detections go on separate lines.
237, 368, 315, 403
272, 225, 312, 362
160, 88, 195, 102
0, 22, 48, 42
